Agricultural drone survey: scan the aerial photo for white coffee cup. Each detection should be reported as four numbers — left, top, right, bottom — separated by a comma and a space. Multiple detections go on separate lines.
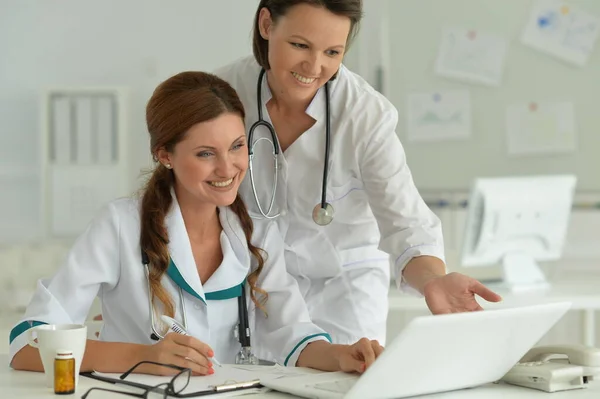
27, 324, 87, 389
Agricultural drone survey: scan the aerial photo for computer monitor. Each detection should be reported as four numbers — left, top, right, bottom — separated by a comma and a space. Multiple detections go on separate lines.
460, 175, 577, 292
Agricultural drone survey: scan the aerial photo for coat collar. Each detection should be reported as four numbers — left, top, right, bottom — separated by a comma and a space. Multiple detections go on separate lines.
202, 206, 249, 294
164, 190, 250, 303
165, 190, 206, 302
259, 67, 343, 122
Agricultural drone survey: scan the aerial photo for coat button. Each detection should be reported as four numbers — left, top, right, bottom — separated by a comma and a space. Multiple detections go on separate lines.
194, 303, 202, 310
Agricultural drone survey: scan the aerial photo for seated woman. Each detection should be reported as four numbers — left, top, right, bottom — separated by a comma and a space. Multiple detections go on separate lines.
9, 71, 382, 376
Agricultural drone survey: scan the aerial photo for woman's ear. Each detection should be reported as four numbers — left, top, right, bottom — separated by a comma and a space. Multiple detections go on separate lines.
258, 7, 273, 40
156, 147, 172, 168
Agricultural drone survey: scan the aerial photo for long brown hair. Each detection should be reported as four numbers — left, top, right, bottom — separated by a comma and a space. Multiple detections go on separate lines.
141, 71, 267, 318
252, 0, 363, 70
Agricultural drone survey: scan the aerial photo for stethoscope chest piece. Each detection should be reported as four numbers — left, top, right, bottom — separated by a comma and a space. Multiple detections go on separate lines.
312, 202, 334, 226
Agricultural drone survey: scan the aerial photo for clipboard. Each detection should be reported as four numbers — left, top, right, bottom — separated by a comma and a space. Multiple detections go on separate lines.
81, 371, 263, 397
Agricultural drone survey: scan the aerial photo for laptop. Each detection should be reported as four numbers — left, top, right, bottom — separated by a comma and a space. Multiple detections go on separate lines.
261, 302, 571, 399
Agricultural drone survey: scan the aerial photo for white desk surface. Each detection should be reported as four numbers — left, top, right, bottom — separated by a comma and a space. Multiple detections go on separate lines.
2, 356, 600, 399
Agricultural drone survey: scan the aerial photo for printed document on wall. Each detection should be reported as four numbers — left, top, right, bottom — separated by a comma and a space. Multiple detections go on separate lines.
522, 0, 600, 66
407, 91, 471, 142
435, 27, 508, 86
506, 101, 577, 156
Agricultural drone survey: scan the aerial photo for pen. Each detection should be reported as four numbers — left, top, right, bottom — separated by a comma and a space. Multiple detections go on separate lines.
160, 315, 222, 367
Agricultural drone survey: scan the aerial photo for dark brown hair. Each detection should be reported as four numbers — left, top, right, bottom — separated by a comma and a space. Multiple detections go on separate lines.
253, 0, 363, 70
142, 71, 267, 319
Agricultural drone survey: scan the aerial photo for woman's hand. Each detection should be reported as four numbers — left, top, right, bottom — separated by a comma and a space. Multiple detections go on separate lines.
337, 338, 384, 374
137, 333, 215, 376
423, 272, 502, 314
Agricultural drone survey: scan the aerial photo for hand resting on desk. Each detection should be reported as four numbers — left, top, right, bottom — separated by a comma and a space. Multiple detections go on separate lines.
297, 337, 385, 374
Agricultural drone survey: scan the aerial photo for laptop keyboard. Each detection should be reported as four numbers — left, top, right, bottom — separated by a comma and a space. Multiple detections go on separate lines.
312, 377, 357, 393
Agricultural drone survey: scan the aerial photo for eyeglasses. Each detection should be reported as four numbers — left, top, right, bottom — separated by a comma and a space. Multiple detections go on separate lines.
82, 361, 191, 398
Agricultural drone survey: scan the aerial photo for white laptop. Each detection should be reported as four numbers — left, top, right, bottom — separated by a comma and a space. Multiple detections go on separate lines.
261, 302, 571, 399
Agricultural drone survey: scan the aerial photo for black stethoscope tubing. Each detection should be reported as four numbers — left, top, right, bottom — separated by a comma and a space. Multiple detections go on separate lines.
248, 68, 332, 223
322, 79, 331, 209
142, 249, 250, 347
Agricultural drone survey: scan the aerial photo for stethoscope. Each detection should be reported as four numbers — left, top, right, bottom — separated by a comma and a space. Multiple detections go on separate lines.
142, 249, 258, 364
247, 68, 334, 226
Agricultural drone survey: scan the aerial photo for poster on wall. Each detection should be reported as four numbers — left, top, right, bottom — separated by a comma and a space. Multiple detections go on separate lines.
506, 100, 577, 156
521, 0, 600, 66
435, 27, 508, 86
406, 90, 471, 142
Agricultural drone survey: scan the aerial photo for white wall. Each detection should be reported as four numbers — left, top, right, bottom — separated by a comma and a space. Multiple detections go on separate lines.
1, 0, 599, 348
0, 0, 259, 242
351, 0, 600, 191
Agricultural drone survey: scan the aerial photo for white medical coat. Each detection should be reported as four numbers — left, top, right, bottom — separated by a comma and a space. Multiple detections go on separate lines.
215, 56, 445, 345
9, 193, 330, 367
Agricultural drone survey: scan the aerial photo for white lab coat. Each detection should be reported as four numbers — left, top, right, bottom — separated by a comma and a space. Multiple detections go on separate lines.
8, 192, 330, 366
214, 56, 445, 345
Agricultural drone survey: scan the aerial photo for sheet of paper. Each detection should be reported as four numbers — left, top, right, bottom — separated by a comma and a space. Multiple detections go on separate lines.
506, 101, 577, 156
93, 365, 262, 395
521, 0, 600, 66
435, 27, 508, 86
407, 90, 471, 142
231, 364, 323, 379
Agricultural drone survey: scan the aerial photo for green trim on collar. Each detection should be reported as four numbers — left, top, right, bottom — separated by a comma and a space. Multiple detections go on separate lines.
9, 320, 48, 344
205, 282, 244, 300
284, 333, 332, 366
166, 258, 206, 304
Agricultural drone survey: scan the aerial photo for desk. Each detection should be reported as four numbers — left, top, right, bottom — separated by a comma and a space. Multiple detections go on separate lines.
2, 356, 600, 399
389, 277, 600, 346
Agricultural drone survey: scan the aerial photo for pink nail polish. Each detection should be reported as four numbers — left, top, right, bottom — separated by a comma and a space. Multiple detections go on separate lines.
209, 368, 214, 375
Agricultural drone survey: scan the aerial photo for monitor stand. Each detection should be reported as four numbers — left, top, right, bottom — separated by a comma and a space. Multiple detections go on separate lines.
499, 252, 551, 293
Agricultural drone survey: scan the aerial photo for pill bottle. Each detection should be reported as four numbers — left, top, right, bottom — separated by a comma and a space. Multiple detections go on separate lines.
54, 349, 75, 395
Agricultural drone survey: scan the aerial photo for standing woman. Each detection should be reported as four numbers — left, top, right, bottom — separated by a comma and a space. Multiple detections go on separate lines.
215, 0, 501, 345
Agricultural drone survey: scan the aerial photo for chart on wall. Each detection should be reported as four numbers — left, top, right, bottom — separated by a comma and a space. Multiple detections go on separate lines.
506, 100, 577, 156
435, 27, 508, 86
521, 0, 600, 66
406, 90, 471, 142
